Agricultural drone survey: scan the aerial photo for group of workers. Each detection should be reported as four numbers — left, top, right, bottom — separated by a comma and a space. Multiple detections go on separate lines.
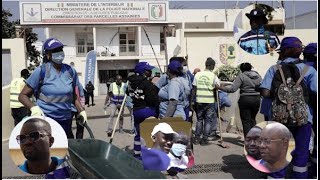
9, 28, 317, 179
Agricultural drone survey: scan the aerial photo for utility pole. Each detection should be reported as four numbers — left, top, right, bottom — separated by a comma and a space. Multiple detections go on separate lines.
163, 25, 169, 70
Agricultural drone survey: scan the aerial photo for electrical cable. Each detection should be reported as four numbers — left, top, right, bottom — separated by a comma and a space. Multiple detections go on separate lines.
142, 26, 163, 74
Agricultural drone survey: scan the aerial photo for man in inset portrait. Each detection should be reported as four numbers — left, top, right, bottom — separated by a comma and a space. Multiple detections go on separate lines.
17, 118, 70, 178
238, 8, 280, 55
258, 122, 290, 173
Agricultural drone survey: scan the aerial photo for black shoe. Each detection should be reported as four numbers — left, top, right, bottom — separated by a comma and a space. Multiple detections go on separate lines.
87, 105, 90, 107
193, 137, 200, 145
92, 103, 95, 106
200, 138, 209, 146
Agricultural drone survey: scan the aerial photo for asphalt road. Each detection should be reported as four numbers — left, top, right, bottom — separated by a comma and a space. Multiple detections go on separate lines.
2, 96, 267, 179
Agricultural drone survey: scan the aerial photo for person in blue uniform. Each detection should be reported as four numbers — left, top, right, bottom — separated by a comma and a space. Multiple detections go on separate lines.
18, 38, 87, 138
127, 62, 159, 160
158, 61, 187, 120
238, 8, 280, 55
156, 57, 192, 122
302, 42, 317, 178
260, 37, 317, 178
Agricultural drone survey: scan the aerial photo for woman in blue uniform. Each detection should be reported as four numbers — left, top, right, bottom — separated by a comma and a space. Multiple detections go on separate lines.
158, 61, 187, 120
19, 38, 87, 138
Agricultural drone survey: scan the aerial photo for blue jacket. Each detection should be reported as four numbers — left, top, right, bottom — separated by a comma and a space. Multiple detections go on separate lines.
238, 26, 280, 55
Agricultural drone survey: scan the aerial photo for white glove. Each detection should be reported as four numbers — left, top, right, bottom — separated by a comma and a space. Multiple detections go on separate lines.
30, 106, 45, 117
79, 111, 88, 124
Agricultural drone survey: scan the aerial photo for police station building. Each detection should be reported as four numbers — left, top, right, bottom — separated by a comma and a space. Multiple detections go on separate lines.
19, 0, 316, 96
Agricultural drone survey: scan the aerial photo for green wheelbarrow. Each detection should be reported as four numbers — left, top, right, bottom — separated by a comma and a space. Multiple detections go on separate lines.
66, 121, 165, 179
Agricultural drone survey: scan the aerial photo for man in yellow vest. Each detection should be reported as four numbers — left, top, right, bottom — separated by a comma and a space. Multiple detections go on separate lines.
191, 58, 220, 146
10, 69, 31, 125
104, 75, 126, 136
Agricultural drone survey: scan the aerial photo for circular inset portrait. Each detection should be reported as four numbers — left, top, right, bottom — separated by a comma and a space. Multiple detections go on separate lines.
9, 116, 69, 176
244, 121, 295, 173
234, 4, 283, 55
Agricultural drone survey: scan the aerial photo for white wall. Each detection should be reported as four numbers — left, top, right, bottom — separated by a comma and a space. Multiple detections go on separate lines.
141, 26, 161, 56
2, 38, 27, 80
184, 29, 317, 79
96, 27, 119, 56
2, 38, 27, 141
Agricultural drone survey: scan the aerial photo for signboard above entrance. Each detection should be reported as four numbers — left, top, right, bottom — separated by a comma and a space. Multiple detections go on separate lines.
19, 1, 168, 25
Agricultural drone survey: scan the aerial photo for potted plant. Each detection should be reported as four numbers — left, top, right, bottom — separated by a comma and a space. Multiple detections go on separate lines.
214, 65, 240, 82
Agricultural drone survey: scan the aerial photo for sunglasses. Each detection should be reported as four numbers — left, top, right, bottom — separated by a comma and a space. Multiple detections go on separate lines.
16, 132, 51, 145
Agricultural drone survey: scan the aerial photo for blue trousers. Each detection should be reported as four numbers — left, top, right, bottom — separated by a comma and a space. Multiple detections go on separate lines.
56, 119, 73, 139
290, 123, 312, 179
184, 106, 191, 122
133, 107, 157, 160
195, 103, 217, 139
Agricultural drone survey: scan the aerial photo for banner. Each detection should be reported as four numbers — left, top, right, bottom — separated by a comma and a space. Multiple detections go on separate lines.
85, 50, 97, 86
19, 1, 168, 25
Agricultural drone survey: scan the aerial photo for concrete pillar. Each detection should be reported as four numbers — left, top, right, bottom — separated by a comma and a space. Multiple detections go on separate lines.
180, 22, 185, 57
137, 26, 142, 57
45, 28, 50, 39
92, 26, 99, 95
93, 26, 97, 51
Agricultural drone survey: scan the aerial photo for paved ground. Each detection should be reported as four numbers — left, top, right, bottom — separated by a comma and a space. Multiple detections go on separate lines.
2, 96, 266, 179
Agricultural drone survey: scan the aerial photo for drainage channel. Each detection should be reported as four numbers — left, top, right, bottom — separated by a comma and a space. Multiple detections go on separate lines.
184, 162, 252, 174
3, 162, 260, 178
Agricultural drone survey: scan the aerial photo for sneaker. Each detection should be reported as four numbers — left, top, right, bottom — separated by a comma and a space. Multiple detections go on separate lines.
200, 138, 209, 146
129, 130, 135, 135
193, 137, 200, 145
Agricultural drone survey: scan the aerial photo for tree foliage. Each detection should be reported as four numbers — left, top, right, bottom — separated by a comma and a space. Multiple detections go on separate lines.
2, 8, 41, 71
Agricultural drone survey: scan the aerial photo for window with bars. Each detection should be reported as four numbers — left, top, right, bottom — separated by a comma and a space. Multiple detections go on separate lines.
119, 27, 137, 56
76, 33, 94, 56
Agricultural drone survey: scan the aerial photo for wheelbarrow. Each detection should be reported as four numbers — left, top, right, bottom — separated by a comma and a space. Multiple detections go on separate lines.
66, 120, 165, 179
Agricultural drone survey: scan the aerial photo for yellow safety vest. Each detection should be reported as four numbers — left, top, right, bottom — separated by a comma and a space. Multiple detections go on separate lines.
10, 77, 26, 108
195, 71, 216, 103
111, 82, 125, 104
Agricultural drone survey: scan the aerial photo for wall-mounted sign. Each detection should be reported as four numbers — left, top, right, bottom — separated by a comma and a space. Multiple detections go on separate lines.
219, 44, 236, 65
20, 1, 168, 25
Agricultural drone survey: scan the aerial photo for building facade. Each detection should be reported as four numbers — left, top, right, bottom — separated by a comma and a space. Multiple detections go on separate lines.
20, 1, 316, 96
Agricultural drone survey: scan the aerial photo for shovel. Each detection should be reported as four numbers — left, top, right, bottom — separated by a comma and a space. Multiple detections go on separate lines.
216, 90, 230, 149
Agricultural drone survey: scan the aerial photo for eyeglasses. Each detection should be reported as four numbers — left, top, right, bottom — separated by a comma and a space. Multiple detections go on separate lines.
16, 132, 51, 145
258, 138, 284, 145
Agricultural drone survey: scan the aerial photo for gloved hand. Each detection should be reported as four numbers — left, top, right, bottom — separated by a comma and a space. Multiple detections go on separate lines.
79, 111, 88, 125
30, 106, 45, 117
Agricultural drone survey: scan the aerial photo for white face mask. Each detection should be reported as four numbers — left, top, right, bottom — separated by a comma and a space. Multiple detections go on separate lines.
51, 51, 65, 64
171, 143, 187, 157
182, 66, 188, 73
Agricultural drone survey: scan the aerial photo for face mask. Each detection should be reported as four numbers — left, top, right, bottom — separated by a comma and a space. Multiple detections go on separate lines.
51, 51, 65, 64
171, 143, 187, 157
182, 66, 188, 73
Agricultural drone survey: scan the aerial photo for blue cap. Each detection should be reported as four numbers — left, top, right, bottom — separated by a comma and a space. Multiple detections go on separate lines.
276, 37, 303, 52
43, 38, 65, 53
141, 147, 170, 171
168, 60, 182, 71
303, 43, 317, 54
134, 62, 155, 74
